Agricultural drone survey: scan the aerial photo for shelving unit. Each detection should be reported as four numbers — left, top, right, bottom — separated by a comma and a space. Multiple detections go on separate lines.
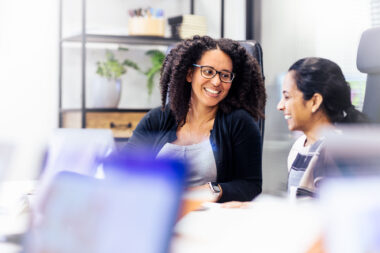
58, 0, 256, 139
58, 0, 186, 138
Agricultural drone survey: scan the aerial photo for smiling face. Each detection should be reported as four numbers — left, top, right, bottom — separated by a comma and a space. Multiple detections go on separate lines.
277, 71, 315, 132
186, 49, 233, 109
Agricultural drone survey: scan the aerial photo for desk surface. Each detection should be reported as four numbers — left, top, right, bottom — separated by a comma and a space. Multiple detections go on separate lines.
171, 196, 322, 253
0, 181, 321, 253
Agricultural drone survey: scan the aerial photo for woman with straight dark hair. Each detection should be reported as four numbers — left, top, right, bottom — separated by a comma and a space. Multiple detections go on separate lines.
124, 36, 266, 202
277, 57, 369, 197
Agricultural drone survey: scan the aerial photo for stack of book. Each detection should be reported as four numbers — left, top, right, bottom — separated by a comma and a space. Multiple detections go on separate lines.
168, 14, 207, 39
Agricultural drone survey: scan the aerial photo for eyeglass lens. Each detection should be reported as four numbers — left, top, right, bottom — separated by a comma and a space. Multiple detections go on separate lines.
201, 66, 233, 82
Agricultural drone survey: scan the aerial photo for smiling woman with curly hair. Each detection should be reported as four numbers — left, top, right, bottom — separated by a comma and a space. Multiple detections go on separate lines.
124, 36, 266, 202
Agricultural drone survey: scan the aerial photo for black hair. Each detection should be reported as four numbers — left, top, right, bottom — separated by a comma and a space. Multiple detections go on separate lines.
289, 57, 369, 124
160, 35, 266, 126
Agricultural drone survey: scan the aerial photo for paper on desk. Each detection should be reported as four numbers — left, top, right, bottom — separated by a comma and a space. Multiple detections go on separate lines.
172, 195, 322, 253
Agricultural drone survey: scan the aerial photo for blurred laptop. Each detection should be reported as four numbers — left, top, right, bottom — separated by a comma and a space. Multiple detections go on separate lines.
40, 128, 115, 177
321, 125, 380, 178
318, 126, 380, 253
25, 153, 186, 253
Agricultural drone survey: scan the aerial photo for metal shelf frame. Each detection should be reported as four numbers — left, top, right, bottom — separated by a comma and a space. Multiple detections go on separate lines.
62, 34, 181, 46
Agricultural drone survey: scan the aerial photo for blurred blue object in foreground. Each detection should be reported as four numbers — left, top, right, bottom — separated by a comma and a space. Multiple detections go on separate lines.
26, 152, 186, 253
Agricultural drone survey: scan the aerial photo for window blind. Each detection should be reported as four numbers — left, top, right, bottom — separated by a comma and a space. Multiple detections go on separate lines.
371, 0, 380, 27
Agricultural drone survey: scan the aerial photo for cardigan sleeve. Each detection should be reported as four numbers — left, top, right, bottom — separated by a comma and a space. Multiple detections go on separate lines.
218, 110, 262, 202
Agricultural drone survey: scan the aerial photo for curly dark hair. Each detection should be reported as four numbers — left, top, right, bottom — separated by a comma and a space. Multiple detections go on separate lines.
160, 35, 266, 125
289, 57, 369, 124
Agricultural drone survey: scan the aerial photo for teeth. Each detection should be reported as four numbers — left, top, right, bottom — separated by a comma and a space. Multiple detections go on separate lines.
284, 115, 292, 120
205, 88, 220, 94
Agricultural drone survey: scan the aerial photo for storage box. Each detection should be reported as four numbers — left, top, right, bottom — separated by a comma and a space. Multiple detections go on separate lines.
128, 17, 165, 37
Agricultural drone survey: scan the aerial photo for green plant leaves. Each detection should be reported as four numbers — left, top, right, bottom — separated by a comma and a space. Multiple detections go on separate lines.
96, 50, 138, 80
144, 50, 165, 95
123, 59, 141, 72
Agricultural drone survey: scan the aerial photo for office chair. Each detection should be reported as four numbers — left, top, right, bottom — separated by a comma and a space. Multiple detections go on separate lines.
166, 40, 266, 146
357, 26, 380, 123
239, 41, 265, 146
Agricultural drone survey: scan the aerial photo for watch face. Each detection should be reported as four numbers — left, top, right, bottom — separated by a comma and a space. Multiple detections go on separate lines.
211, 183, 221, 193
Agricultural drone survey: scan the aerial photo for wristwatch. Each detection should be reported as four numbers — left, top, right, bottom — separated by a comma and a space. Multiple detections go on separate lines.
208, 182, 221, 194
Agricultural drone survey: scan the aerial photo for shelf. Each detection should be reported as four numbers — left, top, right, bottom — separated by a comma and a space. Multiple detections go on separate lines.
61, 108, 151, 113
62, 34, 181, 46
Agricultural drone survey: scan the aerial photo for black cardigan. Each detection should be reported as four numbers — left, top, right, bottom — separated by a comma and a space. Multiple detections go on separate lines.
123, 105, 262, 202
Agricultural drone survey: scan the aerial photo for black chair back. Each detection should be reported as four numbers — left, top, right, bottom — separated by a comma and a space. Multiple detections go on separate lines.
357, 27, 380, 123
239, 40, 265, 146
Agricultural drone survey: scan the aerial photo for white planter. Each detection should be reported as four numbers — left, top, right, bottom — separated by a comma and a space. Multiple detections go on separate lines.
90, 77, 121, 108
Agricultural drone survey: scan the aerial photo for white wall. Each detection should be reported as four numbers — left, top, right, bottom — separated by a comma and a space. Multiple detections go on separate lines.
0, 0, 58, 140
261, 0, 370, 88
0, 0, 58, 179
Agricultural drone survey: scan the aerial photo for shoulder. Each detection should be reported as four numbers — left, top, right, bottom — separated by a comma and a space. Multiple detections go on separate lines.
137, 105, 175, 129
227, 108, 253, 119
144, 105, 172, 120
219, 109, 256, 124
224, 109, 259, 129
290, 134, 307, 152
217, 109, 260, 136
287, 134, 306, 171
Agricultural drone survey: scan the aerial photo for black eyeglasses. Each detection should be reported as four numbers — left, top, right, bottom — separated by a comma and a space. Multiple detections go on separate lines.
193, 64, 235, 83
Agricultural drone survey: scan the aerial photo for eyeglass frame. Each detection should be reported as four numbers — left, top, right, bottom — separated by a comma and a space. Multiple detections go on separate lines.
192, 64, 235, 83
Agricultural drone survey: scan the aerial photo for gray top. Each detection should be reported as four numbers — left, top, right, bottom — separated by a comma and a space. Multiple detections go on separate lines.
287, 135, 324, 197
156, 139, 217, 187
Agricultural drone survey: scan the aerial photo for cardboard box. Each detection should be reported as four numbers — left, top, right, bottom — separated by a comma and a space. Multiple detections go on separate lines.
128, 17, 165, 36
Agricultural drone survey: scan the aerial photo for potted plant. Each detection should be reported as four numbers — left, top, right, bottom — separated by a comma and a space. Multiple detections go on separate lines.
120, 49, 165, 98
91, 49, 139, 108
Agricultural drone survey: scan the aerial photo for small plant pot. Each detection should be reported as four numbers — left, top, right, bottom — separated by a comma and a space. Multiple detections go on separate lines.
90, 77, 121, 108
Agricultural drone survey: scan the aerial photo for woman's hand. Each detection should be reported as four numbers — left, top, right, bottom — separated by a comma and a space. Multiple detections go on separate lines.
221, 201, 252, 209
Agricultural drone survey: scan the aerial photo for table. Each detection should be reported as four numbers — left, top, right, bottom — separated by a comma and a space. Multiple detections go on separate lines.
171, 195, 322, 253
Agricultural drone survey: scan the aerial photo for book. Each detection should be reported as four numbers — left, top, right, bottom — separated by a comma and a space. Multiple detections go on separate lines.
168, 14, 206, 26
